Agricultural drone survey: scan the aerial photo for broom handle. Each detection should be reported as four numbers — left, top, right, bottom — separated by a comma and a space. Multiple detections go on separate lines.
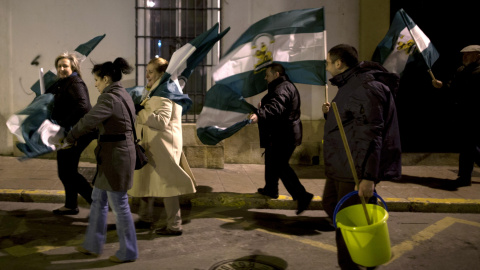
331, 102, 371, 225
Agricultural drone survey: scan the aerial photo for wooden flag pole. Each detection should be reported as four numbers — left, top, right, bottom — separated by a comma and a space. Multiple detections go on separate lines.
428, 69, 436, 80
331, 102, 371, 225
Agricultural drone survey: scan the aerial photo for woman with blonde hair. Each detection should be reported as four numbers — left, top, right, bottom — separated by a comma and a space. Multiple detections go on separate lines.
128, 57, 196, 236
47, 52, 94, 215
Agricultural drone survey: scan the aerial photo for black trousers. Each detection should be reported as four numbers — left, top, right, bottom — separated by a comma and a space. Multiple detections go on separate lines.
322, 178, 378, 270
458, 138, 480, 178
263, 145, 306, 200
56, 135, 94, 209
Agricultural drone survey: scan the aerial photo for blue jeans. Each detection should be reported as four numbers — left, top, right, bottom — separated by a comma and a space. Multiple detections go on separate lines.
83, 187, 138, 261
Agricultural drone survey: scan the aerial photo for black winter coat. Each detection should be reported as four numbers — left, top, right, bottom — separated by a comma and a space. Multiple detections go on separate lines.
257, 76, 302, 148
323, 61, 401, 183
46, 73, 92, 130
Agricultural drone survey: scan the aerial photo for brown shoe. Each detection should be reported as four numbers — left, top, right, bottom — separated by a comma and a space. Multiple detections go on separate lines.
75, 246, 99, 257
109, 255, 135, 263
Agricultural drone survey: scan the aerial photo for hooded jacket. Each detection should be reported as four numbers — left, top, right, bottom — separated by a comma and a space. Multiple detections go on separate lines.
257, 75, 302, 148
323, 61, 401, 183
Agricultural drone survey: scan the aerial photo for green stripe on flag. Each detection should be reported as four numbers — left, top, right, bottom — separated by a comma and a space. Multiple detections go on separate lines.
224, 8, 325, 55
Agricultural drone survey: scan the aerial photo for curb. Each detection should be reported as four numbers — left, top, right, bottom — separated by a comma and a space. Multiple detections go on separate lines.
1, 189, 479, 213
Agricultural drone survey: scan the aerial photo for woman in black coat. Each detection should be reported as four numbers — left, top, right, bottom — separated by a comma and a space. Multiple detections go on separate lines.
46, 53, 94, 215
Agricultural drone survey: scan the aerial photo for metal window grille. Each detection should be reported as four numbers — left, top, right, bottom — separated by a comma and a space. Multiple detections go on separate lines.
135, 0, 221, 123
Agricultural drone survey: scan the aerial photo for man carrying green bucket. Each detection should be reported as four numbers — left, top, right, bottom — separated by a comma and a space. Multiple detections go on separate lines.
321, 44, 402, 269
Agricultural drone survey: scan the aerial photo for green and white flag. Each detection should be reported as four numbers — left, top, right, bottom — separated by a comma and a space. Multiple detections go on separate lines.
197, 8, 326, 145
372, 9, 439, 75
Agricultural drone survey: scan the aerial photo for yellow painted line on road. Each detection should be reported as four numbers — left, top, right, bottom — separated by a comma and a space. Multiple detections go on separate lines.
0, 189, 65, 195
407, 198, 480, 204
386, 217, 480, 265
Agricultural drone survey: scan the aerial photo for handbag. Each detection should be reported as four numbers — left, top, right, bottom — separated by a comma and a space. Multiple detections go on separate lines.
116, 93, 149, 170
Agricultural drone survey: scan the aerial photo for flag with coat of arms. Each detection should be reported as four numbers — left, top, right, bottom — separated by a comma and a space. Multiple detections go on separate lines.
127, 23, 230, 115
196, 7, 326, 145
372, 8, 439, 75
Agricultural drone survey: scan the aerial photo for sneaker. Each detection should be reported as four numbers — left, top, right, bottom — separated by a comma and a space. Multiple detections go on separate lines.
257, 188, 279, 199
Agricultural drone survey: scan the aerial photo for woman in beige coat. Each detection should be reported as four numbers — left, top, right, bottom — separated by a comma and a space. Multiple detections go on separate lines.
128, 57, 196, 236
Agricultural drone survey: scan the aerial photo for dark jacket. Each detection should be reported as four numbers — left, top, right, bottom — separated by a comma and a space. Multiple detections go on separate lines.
450, 59, 480, 135
323, 61, 401, 183
46, 73, 92, 130
256, 75, 302, 148
66, 82, 136, 192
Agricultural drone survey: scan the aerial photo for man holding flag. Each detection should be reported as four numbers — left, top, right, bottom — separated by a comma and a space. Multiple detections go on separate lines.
196, 7, 326, 145
432, 45, 480, 188
249, 63, 313, 215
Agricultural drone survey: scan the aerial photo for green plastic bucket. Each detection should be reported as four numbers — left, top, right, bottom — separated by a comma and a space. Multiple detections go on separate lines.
333, 191, 391, 267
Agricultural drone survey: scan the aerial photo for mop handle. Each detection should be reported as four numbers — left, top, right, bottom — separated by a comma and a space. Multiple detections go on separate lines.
331, 102, 371, 225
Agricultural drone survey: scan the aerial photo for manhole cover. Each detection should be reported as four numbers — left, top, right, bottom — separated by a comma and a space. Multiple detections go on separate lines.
209, 259, 282, 270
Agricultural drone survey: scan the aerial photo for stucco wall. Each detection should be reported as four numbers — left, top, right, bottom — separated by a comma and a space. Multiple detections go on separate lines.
0, 0, 136, 155
1, 0, 390, 166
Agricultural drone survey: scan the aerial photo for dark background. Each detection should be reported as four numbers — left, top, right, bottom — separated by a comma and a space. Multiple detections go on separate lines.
387, 0, 480, 152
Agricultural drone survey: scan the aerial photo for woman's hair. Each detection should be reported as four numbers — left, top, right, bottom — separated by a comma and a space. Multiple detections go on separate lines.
92, 57, 133, 82
54, 52, 82, 78
328, 44, 359, 68
148, 57, 169, 74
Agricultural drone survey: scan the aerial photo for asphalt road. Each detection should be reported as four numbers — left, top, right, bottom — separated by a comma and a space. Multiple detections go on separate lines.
0, 202, 479, 270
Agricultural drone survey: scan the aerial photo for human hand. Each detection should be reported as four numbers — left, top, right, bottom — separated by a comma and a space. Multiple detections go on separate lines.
357, 179, 375, 198
432, 79, 443, 88
249, 113, 258, 124
322, 102, 331, 114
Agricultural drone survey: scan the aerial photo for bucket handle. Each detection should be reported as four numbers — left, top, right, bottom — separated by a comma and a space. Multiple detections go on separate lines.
333, 191, 388, 229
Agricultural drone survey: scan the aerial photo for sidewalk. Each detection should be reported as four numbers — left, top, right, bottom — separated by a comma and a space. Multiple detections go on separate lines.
0, 155, 479, 213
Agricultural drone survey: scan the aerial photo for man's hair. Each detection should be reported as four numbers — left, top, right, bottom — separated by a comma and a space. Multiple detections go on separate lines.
328, 44, 359, 68
266, 62, 285, 76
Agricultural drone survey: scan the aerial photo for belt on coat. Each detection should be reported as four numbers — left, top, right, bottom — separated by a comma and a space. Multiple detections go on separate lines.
99, 134, 126, 142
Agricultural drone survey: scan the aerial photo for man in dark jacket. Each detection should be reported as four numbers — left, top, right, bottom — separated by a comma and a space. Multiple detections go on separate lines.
250, 63, 313, 215
433, 45, 480, 188
322, 44, 401, 269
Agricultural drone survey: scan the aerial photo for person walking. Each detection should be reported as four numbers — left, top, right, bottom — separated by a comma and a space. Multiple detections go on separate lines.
249, 63, 313, 215
66, 58, 138, 263
432, 45, 480, 188
322, 44, 401, 269
47, 52, 94, 215
128, 57, 196, 236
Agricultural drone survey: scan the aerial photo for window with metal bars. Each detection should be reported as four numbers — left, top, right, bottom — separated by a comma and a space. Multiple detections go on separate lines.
135, 0, 221, 123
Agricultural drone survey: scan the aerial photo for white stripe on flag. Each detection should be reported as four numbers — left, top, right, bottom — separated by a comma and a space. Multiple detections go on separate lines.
196, 107, 248, 129
411, 25, 431, 53
213, 32, 325, 82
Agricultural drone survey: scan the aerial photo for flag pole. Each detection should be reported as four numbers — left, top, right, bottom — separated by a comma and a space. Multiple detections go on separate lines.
427, 69, 436, 80
324, 30, 329, 102
331, 102, 371, 225
39, 68, 45, 95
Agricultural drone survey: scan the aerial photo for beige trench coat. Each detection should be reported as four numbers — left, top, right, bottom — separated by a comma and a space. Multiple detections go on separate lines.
128, 95, 196, 198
